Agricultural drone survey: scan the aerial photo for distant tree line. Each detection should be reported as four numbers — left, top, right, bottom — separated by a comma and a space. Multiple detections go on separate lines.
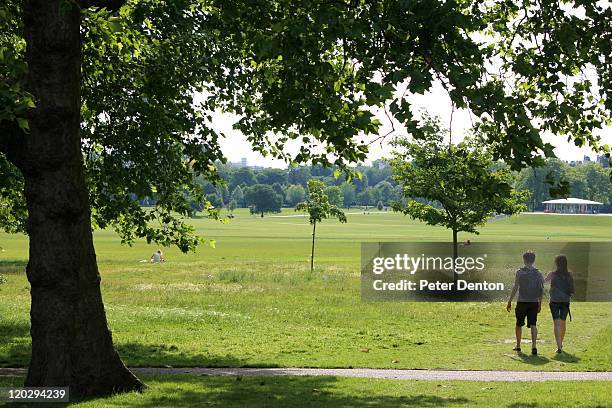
516, 158, 612, 211
136, 157, 611, 214
184, 159, 404, 214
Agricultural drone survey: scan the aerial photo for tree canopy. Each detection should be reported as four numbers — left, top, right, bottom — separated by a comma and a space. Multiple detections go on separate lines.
244, 184, 282, 216
2, 0, 611, 253
390, 116, 528, 273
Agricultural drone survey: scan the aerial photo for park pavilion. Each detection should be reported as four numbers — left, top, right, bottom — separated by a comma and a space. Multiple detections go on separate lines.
542, 197, 603, 214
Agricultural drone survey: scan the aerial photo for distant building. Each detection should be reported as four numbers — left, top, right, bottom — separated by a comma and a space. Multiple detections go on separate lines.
596, 154, 610, 168
230, 157, 248, 168
542, 198, 603, 214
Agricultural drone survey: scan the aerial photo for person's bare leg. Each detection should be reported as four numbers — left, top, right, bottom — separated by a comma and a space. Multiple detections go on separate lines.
553, 320, 563, 350
515, 325, 522, 349
559, 320, 567, 349
530, 325, 538, 350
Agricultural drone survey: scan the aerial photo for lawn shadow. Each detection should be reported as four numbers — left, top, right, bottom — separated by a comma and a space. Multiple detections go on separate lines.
83, 375, 472, 407
510, 352, 550, 366
0, 320, 30, 367
0, 260, 27, 275
116, 342, 280, 368
552, 352, 580, 364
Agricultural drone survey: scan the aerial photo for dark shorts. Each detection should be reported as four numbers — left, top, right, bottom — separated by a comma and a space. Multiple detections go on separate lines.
550, 302, 570, 321
515, 302, 539, 328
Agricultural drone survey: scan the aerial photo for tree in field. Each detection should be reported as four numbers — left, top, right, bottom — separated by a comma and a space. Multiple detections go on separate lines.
357, 187, 378, 208
285, 184, 306, 207
340, 183, 356, 208
390, 117, 528, 281
324, 185, 343, 207
375, 181, 395, 206
244, 185, 282, 217
230, 186, 245, 208
2, 0, 611, 397
296, 180, 347, 272
271, 182, 285, 202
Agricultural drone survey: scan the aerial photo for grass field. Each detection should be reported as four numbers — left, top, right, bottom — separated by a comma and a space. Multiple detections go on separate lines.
0, 374, 611, 407
1, 211, 610, 374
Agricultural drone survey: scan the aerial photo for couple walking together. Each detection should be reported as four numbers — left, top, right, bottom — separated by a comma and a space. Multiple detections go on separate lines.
506, 251, 574, 356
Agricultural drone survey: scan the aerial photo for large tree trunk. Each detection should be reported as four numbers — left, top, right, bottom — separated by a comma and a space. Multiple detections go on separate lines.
20, 0, 144, 397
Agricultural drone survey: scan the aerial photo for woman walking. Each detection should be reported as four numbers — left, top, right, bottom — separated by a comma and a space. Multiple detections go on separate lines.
545, 255, 575, 353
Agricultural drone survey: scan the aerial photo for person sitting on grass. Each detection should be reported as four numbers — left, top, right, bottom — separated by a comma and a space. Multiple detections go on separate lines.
150, 249, 165, 263
506, 251, 544, 355
545, 255, 575, 354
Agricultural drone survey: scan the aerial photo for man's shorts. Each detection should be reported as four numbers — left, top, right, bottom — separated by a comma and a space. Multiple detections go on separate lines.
549, 302, 570, 321
515, 302, 539, 328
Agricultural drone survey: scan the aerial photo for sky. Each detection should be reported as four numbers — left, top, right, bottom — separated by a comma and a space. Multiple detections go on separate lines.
211, 82, 612, 169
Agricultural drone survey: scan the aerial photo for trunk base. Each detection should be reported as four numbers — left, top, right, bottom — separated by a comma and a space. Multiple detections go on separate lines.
25, 362, 145, 398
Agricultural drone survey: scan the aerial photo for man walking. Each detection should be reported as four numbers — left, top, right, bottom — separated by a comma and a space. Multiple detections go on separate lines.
506, 251, 544, 355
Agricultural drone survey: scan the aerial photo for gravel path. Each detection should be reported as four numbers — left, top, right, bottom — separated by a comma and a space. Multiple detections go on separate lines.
1, 367, 610, 381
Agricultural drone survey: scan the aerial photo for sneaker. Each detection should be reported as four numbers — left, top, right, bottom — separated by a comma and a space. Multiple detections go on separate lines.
512, 346, 521, 352
532, 348, 537, 356
556, 348, 562, 354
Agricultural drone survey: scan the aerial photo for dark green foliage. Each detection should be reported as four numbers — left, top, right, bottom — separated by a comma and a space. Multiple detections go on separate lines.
244, 184, 282, 216
324, 185, 343, 207
390, 116, 528, 239
285, 184, 306, 206
2, 0, 611, 252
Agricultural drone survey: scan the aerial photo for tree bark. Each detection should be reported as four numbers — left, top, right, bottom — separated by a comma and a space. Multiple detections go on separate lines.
20, 0, 144, 397
310, 221, 316, 272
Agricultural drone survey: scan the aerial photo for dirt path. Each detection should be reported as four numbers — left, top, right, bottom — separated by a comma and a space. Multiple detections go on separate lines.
1, 367, 610, 381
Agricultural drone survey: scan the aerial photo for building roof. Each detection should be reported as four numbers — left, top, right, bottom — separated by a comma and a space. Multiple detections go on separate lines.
542, 198, 603, 205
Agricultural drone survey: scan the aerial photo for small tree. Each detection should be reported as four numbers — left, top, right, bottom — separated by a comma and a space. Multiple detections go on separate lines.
390, 117, 527, 281
296, 180, 347, 271
244, 184, 282, 217
377, 201, 384, 211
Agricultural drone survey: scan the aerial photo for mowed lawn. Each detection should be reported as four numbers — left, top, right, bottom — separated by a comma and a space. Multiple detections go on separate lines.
0, 375, 611, 408
1, 211, 611, 372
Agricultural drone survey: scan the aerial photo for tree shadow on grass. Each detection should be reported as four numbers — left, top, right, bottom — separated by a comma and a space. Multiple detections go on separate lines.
116, 342, 280, 368
0, 261, 27, 275
0, 321, 30, 367
84, 375, 471, 408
